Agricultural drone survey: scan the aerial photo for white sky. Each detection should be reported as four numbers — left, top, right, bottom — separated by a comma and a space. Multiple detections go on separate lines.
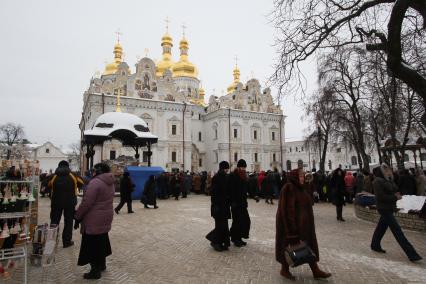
0, 0, 316, 147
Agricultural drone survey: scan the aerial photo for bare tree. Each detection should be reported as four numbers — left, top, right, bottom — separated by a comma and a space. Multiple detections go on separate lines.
0, 123, 25, 160
319, 47, 372, 171
305, 88, 340, 171
68, 141, 81, 172
271, 0, 426, 123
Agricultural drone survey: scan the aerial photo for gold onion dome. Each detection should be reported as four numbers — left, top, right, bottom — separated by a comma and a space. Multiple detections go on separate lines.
227, 65, 240, 93
156, 32, 175, 77
172, 37, 198, 79
103, 41, 123, 75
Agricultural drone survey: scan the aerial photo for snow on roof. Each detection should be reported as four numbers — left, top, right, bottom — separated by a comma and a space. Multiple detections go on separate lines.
84, 112, 158, 139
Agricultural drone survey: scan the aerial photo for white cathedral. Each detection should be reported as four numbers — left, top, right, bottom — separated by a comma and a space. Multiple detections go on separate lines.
79, 29, 285, 173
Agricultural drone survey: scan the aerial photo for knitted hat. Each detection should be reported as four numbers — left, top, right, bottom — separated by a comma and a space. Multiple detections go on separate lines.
58, 160, 69, 168
219, 161, 230, 170
237, 159, 247, 168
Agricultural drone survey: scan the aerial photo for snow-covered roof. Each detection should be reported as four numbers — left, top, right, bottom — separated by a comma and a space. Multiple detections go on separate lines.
84, 112, 158, 140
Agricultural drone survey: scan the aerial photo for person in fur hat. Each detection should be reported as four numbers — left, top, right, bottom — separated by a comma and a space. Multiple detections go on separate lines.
276, 168, 331, 280
229, 159, 251, 247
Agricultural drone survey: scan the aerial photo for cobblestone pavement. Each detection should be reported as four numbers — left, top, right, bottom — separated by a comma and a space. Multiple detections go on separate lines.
10, 195, 426, 283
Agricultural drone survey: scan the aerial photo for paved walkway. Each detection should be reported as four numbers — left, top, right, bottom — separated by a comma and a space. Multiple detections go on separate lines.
11, 195, 426, 283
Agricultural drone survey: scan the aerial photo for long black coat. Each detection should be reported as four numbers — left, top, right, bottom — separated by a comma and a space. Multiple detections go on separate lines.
210, 171, 231, 219
143, 179, 157, 205
119, 176, 134, 201
330, 175, 346, 206
229, 170, 250, 239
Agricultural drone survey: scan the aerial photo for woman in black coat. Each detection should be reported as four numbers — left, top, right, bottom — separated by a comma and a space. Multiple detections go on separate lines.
141, 175, 158, 209
330, 168, 346, 221
114, 172, 134, 214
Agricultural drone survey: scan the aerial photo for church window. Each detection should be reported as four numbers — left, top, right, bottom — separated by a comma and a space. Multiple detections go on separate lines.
351, 156, 358, 165
172, 151, 177, 162
135, 80, 142, 90
301, 146, 304, 152
295, 147, 298, 152
273, 153, 276, 162
286, 160, 292, 171
198, 132, 202, 141
232, 95, 235, 100
110, 150, 116, 160
336, 148, 341, 153
172, 125, 177, 135
215, 152, 218, 163
143, 74, 150, 90
234, 129, 238, 138
272, 132, 275, 141
215, 129, 218, 139
254, 130, 257, 140
254, 153, 258, 162
289, 147, 292, 153
45, 148, 50, 154
421, 153, 426, 161
199, 158, 202, 167
121, 71, 126, 76
404, 154, 409, 162
198, 114, 201, 120
234, 152, 238, 162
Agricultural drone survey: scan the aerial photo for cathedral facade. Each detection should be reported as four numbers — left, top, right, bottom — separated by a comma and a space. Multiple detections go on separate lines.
79, 31, 285, 173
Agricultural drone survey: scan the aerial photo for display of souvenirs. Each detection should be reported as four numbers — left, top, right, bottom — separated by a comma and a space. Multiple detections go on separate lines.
0, 182, 35, 213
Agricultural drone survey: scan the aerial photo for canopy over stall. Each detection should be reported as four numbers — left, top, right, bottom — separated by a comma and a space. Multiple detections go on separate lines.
82, 112, 158, 170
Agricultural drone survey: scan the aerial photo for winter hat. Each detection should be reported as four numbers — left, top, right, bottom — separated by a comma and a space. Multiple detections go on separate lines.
219, 161, 230, 170
58, 160, 69, 168
237, 159, 247, 168
93, 163, 111, 175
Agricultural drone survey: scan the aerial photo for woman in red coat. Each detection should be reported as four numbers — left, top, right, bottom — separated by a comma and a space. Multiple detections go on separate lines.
275, 169, 331, 280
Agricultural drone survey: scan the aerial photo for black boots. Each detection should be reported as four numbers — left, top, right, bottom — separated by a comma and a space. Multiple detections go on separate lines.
84, 264, 101, 280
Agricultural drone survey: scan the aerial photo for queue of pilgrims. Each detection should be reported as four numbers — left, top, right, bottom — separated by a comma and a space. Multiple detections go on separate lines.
5, 158, 423, 280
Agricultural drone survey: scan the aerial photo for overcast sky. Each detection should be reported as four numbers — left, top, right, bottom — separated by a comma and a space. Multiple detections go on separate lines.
0, 0, 316, 148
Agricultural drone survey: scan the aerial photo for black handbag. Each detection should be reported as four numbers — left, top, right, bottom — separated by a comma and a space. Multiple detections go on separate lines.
284, 241, 317, 267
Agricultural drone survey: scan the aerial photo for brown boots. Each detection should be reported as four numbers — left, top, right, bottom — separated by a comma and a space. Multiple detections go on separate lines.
280, 264, 295, 281
280, 262, 331, 280
309, 262, 332, 279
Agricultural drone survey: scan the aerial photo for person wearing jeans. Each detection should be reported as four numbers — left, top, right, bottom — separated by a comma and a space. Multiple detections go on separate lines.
370, 164, 422, 262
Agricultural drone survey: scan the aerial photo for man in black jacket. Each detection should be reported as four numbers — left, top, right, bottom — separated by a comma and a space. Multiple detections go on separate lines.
206, 161, 231, 251
115, 171, 135, 214
49, 160, 84, 248
370, 164, 422, 262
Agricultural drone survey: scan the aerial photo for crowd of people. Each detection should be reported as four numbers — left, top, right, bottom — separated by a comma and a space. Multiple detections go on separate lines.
8, 158, 422, 281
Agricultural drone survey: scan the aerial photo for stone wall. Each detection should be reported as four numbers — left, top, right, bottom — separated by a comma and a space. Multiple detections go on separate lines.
355, 205, 426, 232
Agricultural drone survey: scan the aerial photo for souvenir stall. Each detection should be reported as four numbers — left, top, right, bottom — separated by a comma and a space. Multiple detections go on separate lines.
0, 178, 37, 283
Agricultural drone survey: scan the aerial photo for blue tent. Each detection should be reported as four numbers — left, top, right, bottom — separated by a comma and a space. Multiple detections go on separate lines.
125, 166, 164, 200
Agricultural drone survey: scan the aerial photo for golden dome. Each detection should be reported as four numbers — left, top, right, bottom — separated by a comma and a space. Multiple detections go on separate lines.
103, 41, 123, 76
227, 65, 241, 93
156, 32, 175, 77
172, 37, 198, 79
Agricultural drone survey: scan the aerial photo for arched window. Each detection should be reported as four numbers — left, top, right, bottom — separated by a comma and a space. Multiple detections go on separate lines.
297, 159, 303, 168
351, 156, 358, 165
328, 160, 332, 170
234, 152, 238, 162
421, 153, 426, 161
286, 160, 292, 171
404, 154, 409, 162
135, 80, 142, 90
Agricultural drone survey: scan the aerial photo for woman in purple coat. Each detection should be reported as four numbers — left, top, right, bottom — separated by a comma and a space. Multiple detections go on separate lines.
75, 163, 115, 280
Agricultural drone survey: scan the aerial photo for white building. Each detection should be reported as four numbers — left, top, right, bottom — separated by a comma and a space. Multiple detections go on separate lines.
31, 142, 68, 173
80, 31, 285, 173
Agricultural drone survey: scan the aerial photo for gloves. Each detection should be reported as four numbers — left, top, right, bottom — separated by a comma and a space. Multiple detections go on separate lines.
73, 219, 81, 230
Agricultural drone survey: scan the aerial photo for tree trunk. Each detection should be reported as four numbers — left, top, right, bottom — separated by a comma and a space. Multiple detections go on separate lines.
6, 149, 11, 160
320, 138, 329, 172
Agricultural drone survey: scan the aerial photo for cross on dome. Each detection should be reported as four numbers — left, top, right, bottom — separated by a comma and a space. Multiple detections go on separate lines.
181, 23, 187, 38
165, 16, 170, 33
115, 29, 122, 42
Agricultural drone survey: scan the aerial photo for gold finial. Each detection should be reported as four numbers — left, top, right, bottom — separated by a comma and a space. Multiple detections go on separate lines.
144, 48, 149, 57
181, 23, 187, 38
165, 16, 170, 33
234, 55, 239, 68
115, 29, 122, 43
116, 89, 122, 112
